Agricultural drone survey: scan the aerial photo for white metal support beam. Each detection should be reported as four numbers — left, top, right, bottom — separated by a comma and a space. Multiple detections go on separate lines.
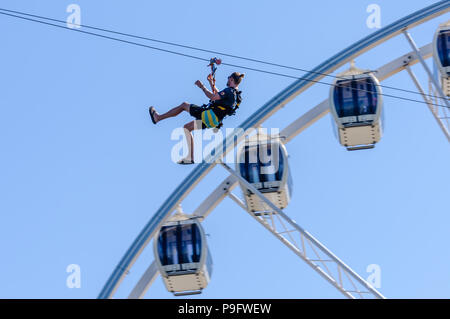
220, 162, 385, 299
429, 80, 450, 138
403, 31, 450, 110
193, 175, 239, 218
128, 261, 158, 299
405, 65, 450, 141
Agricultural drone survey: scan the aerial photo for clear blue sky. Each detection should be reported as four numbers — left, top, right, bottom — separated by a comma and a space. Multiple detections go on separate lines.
0, 0, 449, 299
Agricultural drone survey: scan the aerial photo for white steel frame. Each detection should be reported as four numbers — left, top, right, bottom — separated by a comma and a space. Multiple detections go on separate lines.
220, 162, 385, 299
98, 2, 450, 299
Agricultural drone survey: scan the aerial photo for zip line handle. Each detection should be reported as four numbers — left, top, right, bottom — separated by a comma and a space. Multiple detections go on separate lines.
208, 57, 221, 93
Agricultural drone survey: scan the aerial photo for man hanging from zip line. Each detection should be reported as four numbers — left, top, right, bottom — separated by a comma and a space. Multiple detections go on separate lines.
149, 71, 244, 165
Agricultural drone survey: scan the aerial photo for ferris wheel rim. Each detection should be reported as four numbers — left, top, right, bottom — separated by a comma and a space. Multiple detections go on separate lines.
98, 1, 450, 299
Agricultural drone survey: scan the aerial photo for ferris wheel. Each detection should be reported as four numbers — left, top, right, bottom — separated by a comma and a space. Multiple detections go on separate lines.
97, 1, 450, 299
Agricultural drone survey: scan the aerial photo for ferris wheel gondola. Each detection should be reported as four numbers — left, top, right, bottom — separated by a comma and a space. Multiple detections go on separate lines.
236, 134, 293, 212
153, 207, 213, 296
329, 62, 384, 151
433, 21, 450, 96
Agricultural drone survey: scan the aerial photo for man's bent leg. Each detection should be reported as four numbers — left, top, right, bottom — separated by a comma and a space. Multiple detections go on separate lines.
154, 102, 190, 123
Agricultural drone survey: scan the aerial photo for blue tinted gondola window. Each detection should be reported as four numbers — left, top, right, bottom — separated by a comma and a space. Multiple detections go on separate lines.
241, 144, 284, 186
334, 81, 356, 117
438, 31, 450, 67
239, 146, 249, 182
180, 224, 201, 264
193, 225, 201, 262
158, 224, 202, 267
180, 225, 193, 264
158, 226, 179, 266
334, 78, 377, 118
247, 162, 260, 183
242, 146, 261, 184
356, 79, 377, 115
276, 147, 284, 181
259, 144, 277, 183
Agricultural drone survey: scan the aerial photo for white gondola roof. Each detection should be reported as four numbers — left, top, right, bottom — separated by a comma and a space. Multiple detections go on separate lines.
336, 61, 372, 78
163, 205, 201, 225
438, 20, 450, 30
242, 129, 284, 146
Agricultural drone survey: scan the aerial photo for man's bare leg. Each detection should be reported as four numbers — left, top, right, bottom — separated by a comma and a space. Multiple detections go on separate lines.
152, 102, 190, 123
181, 120, 202, 163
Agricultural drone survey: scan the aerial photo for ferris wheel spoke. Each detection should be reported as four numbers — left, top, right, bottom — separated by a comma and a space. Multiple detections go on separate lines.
404, 31, 450, 109
128, 261, 159, 299
221, 161, 385, 299
406, 65, 450, 141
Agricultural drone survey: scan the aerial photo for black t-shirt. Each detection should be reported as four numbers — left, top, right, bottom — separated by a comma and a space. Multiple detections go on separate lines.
209, 87, 237, 120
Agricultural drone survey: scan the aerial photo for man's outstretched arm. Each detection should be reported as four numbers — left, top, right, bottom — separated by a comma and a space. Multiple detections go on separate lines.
195, 80, 221, 101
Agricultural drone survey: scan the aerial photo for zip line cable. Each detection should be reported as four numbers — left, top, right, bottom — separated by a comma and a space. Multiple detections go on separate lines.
0, 9, 448, 110
0, 6, 446, 103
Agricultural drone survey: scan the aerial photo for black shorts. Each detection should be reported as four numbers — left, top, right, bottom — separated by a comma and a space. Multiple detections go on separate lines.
189, 104, 207, 129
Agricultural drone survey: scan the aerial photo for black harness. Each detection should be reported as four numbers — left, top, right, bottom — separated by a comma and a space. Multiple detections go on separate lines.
204, 88, 242, 130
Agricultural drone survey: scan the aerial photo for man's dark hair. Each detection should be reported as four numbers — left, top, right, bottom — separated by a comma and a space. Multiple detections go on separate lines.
230, 72, 245, 85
